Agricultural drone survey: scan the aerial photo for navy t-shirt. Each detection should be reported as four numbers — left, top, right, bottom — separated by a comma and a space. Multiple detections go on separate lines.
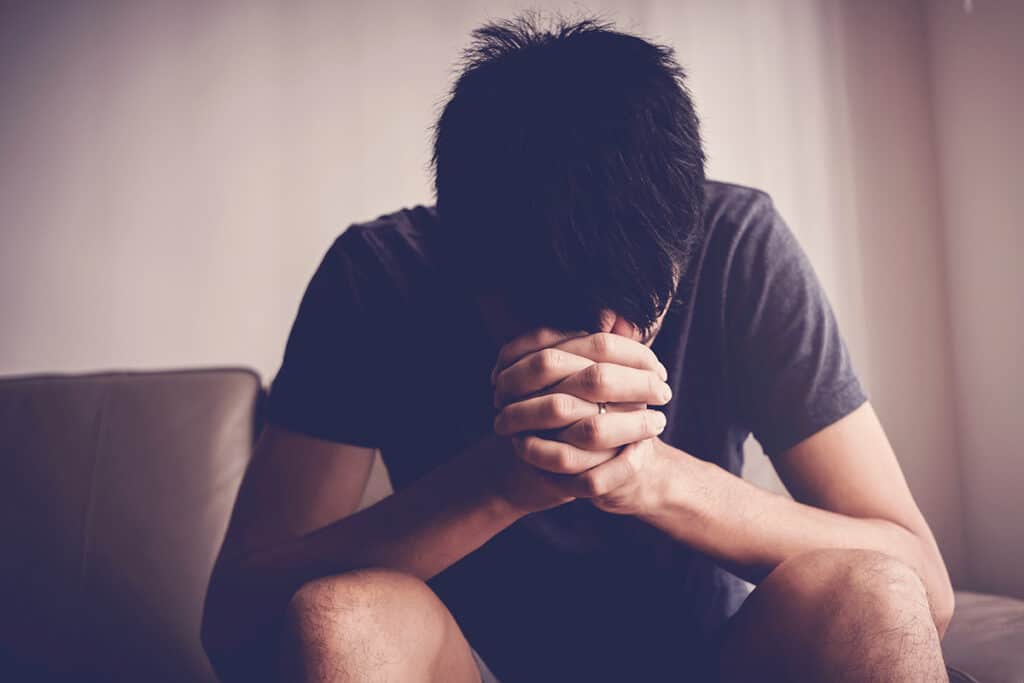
266, 180, 868, 681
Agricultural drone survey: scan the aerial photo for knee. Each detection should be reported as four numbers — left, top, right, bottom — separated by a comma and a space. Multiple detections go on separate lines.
283, 568, 442, 659
765, 548, 931, 630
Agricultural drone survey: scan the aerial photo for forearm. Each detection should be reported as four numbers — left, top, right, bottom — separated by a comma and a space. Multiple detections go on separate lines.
204, 446, 520, 651
638, 449, 950, 626
244, 452, 517, 583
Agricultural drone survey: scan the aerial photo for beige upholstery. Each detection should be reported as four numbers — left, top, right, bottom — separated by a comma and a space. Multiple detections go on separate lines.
0, 368, 1020, 681
0, 369, 260, 682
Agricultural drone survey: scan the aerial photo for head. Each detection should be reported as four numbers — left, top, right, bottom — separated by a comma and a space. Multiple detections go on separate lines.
430, 11, 706, 347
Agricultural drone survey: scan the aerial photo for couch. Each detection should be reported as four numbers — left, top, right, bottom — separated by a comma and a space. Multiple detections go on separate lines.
0, 368, 1021, 681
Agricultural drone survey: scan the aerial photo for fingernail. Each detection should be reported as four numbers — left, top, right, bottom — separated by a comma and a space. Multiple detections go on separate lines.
658, 383, 672, 402
657, 362, 669, 381
653, 411, 667, 432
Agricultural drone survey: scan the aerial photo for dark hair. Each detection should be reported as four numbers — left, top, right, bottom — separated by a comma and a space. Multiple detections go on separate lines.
430, 10, 706, 339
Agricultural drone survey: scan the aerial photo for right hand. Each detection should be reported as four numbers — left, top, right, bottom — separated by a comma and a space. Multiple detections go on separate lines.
482, 327, 672, 515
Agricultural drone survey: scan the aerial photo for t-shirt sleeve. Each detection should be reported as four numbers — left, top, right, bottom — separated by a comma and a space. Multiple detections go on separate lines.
265, 227, 392, 449
723, 193, 868, 457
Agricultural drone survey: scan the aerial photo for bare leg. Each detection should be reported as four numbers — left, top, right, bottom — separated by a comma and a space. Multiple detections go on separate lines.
279, 568, 482, 683
718, 548, 948, 682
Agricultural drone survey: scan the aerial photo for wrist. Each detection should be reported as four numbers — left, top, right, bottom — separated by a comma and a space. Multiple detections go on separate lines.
485, 488, 532, 525
448, 434, 530, 525
638, 440, 713, 529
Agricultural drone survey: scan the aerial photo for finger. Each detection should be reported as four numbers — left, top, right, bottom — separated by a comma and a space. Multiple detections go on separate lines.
491, 327, 591, 385
550, 332, 668, 381
512, 434, 619, 474
493, 393, 596, 435
566, 438, 651, 498
493, 347, 592, 407
556, 410, 667, 450
556, 362, 673, 405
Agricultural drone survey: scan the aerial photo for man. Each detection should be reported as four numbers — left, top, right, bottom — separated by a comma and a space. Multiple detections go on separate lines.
201, 13, 956, 683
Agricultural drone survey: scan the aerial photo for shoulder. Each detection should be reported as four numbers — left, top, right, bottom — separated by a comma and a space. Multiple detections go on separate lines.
700, 180, 800, 281
324, 203, 445, 306
329, 203, 441, 273
703, 179, 780, 248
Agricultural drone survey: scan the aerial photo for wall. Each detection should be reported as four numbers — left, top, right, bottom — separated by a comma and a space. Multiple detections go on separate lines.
926, 0, 1024, 597
1, 0, 997, 588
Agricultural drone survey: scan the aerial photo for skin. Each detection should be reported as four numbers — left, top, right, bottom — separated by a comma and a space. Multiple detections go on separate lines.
202, 291, 955, 683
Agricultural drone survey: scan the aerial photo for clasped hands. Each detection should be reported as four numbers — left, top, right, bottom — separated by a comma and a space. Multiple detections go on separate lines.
487, 327, 677, 518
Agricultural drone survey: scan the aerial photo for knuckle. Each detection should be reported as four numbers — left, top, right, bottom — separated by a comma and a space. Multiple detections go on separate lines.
535, 348, 562, 373
549, 394, 576, 421
584, 363, 609, 392
554, 444, 576, 472
591, 332, 615, 356
579, 417, 602, 446
517, 435, 540, 463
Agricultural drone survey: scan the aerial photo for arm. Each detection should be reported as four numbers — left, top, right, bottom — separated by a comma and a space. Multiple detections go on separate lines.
638, 192, 953, 635
201, 425, 523, 665
636, 401, 955, 637
200, 229, 535, 661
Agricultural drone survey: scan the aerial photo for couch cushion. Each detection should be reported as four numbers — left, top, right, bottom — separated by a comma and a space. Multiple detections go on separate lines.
944, 590, 1024, 683
0, 369, 261, 682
